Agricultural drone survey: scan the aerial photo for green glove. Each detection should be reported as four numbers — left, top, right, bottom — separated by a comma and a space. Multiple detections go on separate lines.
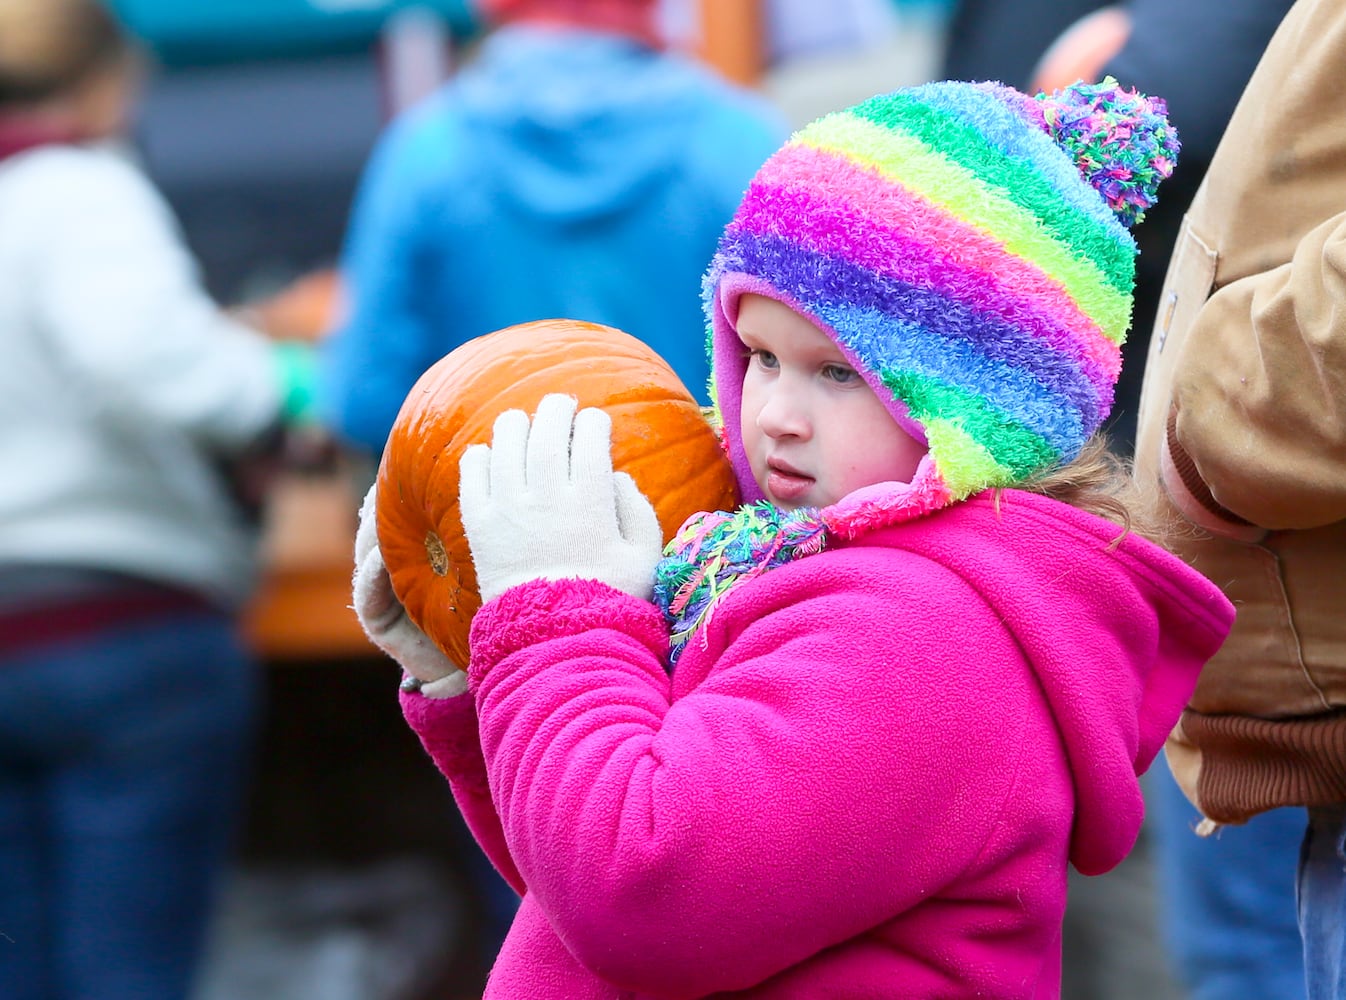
272, 340, 318, 425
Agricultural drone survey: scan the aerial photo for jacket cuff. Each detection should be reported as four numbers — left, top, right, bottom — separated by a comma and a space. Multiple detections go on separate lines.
1160, 407, 1267, 542
467, 577, 667, 684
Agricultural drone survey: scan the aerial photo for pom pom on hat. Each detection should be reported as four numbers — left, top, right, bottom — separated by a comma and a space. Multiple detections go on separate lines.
704, 78, 1179, 531
1035, 76, 1180, 228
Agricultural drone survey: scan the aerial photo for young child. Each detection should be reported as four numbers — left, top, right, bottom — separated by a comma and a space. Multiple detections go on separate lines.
355, 79, 1236, 997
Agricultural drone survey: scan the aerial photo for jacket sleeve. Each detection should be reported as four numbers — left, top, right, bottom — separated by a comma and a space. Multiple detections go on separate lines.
400, 687, 526, 895
1166, 211, 1346, 531
466, 567, 1030, 998
34, 152, 282, 450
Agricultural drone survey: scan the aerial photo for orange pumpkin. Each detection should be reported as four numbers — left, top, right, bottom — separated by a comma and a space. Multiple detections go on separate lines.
375, 319, 742, 668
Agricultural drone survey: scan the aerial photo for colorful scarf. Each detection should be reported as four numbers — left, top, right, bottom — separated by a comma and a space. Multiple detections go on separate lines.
654, 502, 828, 667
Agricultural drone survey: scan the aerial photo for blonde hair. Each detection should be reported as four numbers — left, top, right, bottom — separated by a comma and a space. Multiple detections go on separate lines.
0, 0, 129, 108
1001, 435, 1162, 545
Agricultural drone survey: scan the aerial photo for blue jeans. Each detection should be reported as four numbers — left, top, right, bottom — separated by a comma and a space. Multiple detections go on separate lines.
1299, 804, 1346, 1000
1148, 756, 1307, 1000
0, 608, 259, 1000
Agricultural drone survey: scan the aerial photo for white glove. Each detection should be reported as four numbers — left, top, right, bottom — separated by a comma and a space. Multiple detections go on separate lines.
458, 393, 663, 604
353, 482, 467, 698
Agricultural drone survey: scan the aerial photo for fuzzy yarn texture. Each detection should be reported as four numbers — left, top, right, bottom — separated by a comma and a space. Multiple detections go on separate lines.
705, 77, 1179, 527
654, 502, 827, 665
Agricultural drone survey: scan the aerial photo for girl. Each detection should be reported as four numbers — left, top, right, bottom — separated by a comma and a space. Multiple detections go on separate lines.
355, 79, 1235, 997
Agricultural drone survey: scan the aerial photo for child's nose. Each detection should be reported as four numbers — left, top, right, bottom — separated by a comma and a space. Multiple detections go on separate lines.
756, 382, 810, 440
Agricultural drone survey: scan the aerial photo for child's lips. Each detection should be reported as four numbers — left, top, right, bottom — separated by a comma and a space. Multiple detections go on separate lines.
766, 462, 814, 502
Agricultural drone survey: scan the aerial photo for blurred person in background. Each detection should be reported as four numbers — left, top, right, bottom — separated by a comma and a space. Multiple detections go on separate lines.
321, 0, 788, 463
0, 1, 315, 998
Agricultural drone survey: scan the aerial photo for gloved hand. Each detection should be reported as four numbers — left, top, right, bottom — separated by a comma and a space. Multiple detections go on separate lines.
459, 393, 663, 605
353, 482, 466, 698
272, 340, 319, 426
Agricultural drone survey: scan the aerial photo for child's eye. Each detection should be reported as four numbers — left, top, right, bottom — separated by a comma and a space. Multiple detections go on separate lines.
749, 348, 779, 370
822, 364, 860, 385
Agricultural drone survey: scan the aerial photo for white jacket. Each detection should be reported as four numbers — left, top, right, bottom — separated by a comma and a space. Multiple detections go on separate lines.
0, 144, 282, 606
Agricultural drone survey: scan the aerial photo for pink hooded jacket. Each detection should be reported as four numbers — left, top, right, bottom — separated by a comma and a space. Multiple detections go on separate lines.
401, 488, 1233, 998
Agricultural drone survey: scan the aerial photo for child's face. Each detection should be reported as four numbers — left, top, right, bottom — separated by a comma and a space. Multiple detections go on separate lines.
736, 294, 926, 510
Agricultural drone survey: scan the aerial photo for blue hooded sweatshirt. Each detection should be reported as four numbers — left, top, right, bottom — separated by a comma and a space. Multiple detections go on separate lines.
321, 24, 787, 455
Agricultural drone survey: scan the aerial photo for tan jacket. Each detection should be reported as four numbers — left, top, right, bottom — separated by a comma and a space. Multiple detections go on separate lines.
1134, 0, 1346, 825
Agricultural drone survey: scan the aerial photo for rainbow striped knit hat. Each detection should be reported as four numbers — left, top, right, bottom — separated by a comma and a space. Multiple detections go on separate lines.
704, 78, 1178, 533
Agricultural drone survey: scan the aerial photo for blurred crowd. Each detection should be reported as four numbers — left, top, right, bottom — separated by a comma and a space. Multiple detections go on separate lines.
0, 0, 1337, 998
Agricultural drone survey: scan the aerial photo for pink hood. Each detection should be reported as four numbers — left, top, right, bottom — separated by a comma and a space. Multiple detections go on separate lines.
868, 490, 1233, 873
